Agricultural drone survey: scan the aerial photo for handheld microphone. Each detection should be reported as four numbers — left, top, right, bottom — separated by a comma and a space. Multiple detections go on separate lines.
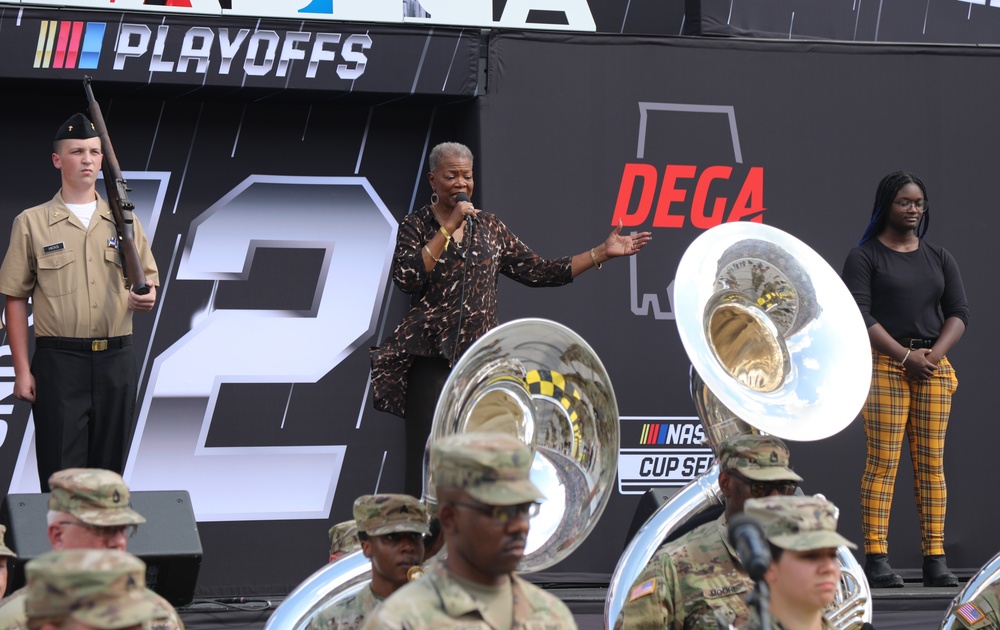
728, 513, 771, 581
455, 192, 474, 224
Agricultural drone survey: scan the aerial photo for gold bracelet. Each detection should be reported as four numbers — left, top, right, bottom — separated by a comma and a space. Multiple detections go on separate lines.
424, 245, 441, 263
439, 226, 452, 250
590, 248, 602, 270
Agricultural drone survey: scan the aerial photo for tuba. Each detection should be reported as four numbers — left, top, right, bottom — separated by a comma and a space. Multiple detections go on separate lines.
605, 222, 873, 628
939, 551, 1000, 629
267, 318, 619, 629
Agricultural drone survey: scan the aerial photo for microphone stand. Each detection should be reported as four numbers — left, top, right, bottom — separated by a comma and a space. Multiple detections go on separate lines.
747, 579, 771, 630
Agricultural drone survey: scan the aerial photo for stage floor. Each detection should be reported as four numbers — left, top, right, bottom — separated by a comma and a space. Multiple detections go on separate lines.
177, 581, 962, 629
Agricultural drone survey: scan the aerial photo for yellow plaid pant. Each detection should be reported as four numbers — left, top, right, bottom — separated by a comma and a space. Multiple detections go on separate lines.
860, 350, 957, 556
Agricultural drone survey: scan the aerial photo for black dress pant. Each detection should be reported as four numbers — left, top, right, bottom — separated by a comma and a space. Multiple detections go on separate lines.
32, 345, 137, 491
402, 356, 451, 498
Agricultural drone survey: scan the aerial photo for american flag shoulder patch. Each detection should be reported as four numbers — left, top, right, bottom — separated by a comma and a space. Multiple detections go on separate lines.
957, 601, 985, 625
629, 579, 656, 602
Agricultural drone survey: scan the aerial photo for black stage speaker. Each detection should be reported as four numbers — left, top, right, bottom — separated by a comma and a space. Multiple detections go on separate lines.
1, 490, 202, 606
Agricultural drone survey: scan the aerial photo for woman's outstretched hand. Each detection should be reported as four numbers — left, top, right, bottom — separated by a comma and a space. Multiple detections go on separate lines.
604, 219, 652, 258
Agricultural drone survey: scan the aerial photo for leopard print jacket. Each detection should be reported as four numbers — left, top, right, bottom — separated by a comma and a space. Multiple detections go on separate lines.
370, 205, 572, 417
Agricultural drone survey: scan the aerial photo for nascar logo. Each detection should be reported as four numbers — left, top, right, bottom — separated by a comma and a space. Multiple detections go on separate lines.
35, 21, 106, 69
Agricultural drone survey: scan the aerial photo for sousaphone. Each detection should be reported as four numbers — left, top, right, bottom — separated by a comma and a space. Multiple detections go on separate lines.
605, 222, 874, 628
267, 318, 619, 629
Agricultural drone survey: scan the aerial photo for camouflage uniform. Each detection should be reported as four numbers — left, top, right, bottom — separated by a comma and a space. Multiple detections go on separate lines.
0, 526, 15, 560
363, 556, 575, 629
0, 469, 183, 630
14, 549, 175, 630
309, 495, 429, 630
614, 435, 802, 630
739, 495, 856, 630
0, 525, 15, 599
364, 433, 576, 629
309, 584, 382, 630
328, 520, 360, 558
950, 583, 1000, 629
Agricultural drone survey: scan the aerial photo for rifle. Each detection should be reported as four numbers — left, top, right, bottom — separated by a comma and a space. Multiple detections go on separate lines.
82, 76, 150, 295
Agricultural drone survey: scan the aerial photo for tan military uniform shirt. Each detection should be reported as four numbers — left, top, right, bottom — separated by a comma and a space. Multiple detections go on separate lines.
363, 560, 577, 629
307, 583, 381, 630
0, 585, 183, 630
614, 515, 753, 630
0, 191, 158, 338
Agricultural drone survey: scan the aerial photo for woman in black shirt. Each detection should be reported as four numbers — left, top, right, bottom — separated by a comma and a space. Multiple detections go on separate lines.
842, 171, 969, 588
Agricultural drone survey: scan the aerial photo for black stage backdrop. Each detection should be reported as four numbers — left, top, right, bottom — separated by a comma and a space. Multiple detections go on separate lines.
0, 17, 998, 599
479, 31, 998, 577
688, 0, 1000, 42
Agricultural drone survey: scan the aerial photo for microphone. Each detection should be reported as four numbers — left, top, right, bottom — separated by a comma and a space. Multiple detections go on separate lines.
728, 513, 771, 581
455, 192, 474, 224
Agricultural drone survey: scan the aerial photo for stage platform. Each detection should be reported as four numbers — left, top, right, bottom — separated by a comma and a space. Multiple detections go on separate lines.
176, 579, 963, 629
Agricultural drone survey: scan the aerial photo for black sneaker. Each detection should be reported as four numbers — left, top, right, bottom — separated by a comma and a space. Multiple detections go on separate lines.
865, 553, 904, 588
923, 555, 959, 587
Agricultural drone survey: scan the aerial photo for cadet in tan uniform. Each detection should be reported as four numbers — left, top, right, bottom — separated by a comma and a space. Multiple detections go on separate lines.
0, 469, 183, 630
309, 495, 429, 629
0, 526, 15, 597
741, 495, 857, 630
364, 432, 577, 629
14, 549, 175, 630
0, 113, 158, 490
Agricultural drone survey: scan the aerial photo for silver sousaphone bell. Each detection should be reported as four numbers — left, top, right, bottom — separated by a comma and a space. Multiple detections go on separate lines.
267, 318, 619, 629
605, 222, 873, 629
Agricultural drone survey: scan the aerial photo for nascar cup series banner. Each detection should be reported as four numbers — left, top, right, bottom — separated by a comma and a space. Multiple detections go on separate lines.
0, 6, 479, 95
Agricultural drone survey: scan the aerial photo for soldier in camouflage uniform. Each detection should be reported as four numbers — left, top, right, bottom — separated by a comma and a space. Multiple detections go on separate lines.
0, 469, 183, 630
328, 520, 361, 563
309, 495, 430, 630
363, 432, 578, 629
0, 526, 16, 597
614, 434, 803, 630
741, 495, 856, 630
13, 549, 173, 630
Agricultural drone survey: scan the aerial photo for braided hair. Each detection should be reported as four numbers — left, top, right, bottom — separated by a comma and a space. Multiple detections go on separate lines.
857, 170, 930, 246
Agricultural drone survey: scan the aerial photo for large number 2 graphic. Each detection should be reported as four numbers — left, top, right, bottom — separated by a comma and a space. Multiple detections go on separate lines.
124, 176, 397, 521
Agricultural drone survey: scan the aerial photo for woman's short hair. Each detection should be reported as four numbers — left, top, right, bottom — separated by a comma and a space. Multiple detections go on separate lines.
429, 142, 474, 171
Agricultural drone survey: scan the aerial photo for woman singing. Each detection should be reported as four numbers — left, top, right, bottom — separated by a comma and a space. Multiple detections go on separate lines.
842, 171, 969, 588
371, 142, 651, 497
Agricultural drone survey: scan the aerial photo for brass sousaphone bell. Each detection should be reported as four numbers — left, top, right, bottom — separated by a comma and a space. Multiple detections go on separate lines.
605, 222, 874, 628
267, 318, 620, 628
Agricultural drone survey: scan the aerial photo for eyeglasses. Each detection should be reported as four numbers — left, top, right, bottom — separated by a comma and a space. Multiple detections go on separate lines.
725, 470, 798, 498
58, 521, 138, 540
894, 198, 925, 211
448, 501, 541, 523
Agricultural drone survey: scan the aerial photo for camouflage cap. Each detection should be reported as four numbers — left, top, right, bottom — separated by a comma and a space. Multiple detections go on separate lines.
353, 494, 431, 537
0, 524, 16, 558
24, 549, 169, 629
744, 495, 857, 551
328, 519, 360, 556
431, 432, 545, 506
48, 469, 146, 527
718, 434, 802, 482
54, 113, 99, 142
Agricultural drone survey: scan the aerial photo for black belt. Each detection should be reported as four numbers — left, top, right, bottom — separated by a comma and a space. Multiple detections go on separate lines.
898, 337, 936, 350
36, 335, 132, 352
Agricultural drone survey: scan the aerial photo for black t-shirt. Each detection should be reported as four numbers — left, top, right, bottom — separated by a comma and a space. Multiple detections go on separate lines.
842, 237, 969, 339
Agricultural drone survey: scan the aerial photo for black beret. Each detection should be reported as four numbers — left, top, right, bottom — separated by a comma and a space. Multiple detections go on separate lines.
54, 113, 99, 141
